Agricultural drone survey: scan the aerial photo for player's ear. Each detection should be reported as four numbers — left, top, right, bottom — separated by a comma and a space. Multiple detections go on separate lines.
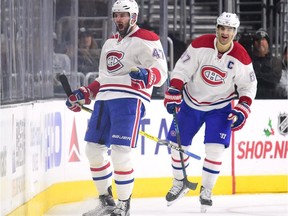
130, 13, 137, 25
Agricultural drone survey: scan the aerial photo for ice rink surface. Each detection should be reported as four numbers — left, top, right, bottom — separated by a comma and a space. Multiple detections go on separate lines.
44, 193, 288, 216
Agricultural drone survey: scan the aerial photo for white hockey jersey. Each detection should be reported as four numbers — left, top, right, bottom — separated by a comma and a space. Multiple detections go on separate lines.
170, 34, 257, 111
95, 26, 168, 108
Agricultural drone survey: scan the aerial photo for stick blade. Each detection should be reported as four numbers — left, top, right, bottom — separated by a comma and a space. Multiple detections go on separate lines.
184, 178, 198, 190
182, 150, 201, 160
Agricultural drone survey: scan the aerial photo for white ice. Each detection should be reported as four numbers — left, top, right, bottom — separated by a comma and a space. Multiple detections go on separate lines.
44, 193, 288, 216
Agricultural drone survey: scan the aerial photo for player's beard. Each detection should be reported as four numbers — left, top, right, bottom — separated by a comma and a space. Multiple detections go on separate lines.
116, 23, 130, 38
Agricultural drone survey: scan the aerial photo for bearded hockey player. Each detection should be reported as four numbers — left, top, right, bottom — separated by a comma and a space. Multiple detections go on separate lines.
65, 0, 168, 215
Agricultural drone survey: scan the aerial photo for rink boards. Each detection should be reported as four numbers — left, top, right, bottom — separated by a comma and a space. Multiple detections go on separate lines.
0, 99, 287, 216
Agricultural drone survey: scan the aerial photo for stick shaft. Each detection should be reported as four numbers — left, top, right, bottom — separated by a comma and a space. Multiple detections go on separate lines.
139, 130, 201, 160
173, 111, 198, 190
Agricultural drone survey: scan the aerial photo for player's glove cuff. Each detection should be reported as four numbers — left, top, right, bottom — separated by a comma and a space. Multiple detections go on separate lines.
228, 102, 251, 131
86, 80, 100, 100
164, 87, 182, 114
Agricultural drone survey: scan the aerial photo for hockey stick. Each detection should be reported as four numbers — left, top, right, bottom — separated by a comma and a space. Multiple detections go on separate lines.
172, 110, 198, 190
139, 130, 201, 160
58, 73, 200, 161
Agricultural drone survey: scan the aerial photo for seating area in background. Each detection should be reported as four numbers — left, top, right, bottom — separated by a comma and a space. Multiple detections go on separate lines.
1, 0, 287, 105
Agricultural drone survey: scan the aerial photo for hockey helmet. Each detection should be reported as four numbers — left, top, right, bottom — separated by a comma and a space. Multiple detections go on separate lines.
216, 12, 240, 29
112, 0, 139, 20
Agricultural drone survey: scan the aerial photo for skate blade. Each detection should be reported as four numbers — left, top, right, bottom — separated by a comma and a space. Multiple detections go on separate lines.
166, 188, 189, 207
200, 205, 211, 213
82, 206, 115, 216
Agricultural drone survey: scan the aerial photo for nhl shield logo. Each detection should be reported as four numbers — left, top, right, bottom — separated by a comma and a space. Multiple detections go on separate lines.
278, 113, 288, 136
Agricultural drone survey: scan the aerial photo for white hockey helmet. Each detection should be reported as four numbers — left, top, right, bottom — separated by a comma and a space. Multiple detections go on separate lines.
112, 0, 139, 24
216, 12, 240, 29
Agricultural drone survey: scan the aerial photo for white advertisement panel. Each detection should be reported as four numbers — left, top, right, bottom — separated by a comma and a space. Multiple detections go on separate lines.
233, 100, 288, 175
0, 99, 287, 215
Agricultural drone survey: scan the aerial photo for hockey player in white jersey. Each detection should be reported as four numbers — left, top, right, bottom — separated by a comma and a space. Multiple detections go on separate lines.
163, 12, 257, 213
65, 0, 168, 215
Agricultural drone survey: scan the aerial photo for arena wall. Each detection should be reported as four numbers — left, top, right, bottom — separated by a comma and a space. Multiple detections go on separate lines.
1, 99, 287, 216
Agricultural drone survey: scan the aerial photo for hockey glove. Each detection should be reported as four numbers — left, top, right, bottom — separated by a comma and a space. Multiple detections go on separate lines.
129, 67, 159, 89
228, 102, 251, 131
66, 81, 100, 112
164, 87, 182, 114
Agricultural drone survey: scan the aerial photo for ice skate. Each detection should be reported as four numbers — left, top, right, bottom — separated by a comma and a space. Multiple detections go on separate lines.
199, 185, 212, 213
166, 179, 189, 206
82, 186, 116, 216
110, 197, 130, 216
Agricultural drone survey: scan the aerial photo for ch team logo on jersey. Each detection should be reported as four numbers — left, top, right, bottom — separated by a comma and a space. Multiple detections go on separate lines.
106, 50, 124, 73
200, 65, 227, 86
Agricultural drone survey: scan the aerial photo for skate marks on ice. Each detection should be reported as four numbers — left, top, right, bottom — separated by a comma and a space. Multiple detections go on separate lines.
44, 193, 288, 216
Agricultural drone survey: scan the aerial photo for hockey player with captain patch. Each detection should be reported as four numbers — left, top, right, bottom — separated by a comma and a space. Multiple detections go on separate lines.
65, 0, 168, 215
163, 12, 257, 213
